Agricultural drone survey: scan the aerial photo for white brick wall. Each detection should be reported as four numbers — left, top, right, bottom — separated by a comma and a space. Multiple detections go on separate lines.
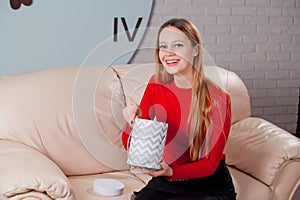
131, 0, 300, 134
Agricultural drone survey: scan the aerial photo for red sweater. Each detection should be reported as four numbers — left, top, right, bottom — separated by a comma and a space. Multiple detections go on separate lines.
122, 76, 232, 181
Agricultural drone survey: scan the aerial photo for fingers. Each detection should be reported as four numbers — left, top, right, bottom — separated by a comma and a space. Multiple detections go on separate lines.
122, 104, 140, 124
142, 161, 170, 177
160, 160, 168, 168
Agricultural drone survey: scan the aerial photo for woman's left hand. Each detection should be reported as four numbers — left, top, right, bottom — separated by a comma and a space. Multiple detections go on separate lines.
144, 160, 173, 178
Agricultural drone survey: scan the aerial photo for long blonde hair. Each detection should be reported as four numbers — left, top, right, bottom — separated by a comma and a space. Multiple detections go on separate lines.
154, 18, 211, 161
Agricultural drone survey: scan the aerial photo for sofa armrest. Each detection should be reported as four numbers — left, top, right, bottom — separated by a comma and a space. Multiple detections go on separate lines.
0, 140, 75, 200
3, 191, 53, 200
225, 117, 300, 198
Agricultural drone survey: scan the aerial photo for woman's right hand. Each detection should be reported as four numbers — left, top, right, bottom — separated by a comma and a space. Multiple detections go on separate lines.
122, 104, 141, 124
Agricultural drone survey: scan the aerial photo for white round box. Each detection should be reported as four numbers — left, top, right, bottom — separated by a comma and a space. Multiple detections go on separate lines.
93, 179, 125, 196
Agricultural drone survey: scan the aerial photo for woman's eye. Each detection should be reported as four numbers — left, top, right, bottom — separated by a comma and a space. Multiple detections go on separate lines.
159, 45, 167, 49
174, 43, 183, 48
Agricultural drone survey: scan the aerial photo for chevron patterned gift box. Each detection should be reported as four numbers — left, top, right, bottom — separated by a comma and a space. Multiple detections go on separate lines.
127, 118, 168, 170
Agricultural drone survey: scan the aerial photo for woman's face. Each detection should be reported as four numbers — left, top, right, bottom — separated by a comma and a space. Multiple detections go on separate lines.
158, 26, 198, 77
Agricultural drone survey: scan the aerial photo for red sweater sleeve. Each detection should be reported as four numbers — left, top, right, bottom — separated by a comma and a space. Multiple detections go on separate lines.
169, 93, 232, 181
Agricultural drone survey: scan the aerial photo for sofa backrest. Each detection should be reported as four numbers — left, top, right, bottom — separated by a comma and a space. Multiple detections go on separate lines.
0, 66, 128, 176
0, 64, 250, 176
112, 63, 251, 124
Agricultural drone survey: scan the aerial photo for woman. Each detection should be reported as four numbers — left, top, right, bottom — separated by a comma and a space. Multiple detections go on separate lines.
122, 18, 236, 200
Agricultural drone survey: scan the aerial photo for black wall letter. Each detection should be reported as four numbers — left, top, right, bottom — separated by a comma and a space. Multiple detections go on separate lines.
113, 17, 143, 42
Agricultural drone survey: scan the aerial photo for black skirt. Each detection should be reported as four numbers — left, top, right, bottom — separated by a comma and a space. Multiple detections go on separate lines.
135, 158, 236, 199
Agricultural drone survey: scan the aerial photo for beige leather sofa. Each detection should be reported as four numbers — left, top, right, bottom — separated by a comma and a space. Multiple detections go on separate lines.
0, 63, 299, 200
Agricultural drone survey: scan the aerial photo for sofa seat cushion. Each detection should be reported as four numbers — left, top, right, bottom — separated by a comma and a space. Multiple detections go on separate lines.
68, 171, 147, 200
228, 166, 270, 200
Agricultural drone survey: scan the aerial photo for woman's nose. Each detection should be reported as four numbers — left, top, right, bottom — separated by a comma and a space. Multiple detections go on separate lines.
164, 48, 175, 56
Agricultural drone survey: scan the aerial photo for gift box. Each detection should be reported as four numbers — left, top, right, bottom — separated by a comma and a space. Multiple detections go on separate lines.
127, 118, 168, 170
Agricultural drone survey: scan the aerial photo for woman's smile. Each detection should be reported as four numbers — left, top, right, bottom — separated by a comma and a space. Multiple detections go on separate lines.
165, 58, 180, 67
